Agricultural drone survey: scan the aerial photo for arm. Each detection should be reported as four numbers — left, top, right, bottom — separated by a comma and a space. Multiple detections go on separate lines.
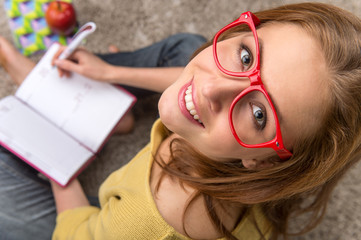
106, 65, 183, 93
53, 47, 183, 93
50, 179, 90, 214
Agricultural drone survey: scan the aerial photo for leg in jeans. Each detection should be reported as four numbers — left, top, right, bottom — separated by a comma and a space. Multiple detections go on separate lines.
0, 147, 56, 239
0, 147, 100, 240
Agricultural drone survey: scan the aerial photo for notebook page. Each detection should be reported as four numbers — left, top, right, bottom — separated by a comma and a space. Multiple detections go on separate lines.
15, 44, 135, 152
0, 96, 93, 186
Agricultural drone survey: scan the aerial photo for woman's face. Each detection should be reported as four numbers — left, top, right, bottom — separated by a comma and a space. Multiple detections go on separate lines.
159, 23, 329, 163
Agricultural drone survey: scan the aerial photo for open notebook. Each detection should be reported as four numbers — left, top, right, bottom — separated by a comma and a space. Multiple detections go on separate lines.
0, 44, 136, 186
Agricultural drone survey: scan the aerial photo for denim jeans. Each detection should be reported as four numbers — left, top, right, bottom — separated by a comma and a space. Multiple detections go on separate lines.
0, 33, 206, 240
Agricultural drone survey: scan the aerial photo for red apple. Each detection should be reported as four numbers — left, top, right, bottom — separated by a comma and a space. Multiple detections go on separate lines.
45, 1, 77, 35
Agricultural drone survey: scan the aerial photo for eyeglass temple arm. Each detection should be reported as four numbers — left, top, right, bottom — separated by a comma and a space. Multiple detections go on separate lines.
276, 148, 293, 160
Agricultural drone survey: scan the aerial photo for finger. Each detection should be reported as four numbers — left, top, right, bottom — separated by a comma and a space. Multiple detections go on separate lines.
57, 66, 63, 78
57, 68, 72, 78
52, 45, 67, 66
68, 47, 88, 61
65, 71, 72, 78
55, 60, 64, 76
57, 66, 69, 78
54, 58, 82, 74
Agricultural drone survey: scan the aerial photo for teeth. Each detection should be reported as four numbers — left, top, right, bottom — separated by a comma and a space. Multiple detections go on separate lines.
184, 94, 192, 102
186, 102, 195, 110
184, 86, 203, 124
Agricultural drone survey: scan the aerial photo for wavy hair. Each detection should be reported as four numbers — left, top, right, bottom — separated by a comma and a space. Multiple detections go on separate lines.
155, 2, 361, 239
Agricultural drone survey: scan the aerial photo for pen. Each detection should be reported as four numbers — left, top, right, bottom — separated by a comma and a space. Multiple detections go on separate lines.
57, 22, 97, 60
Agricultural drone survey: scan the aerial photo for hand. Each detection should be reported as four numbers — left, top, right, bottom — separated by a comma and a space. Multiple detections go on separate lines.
52, 46, 113, 82
50, 179, 90, 214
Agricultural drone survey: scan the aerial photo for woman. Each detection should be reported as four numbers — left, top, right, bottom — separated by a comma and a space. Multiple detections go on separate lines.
0, 2, 360, 240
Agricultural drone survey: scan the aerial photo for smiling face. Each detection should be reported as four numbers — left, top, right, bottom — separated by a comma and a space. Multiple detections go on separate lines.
158, 23, 329, 165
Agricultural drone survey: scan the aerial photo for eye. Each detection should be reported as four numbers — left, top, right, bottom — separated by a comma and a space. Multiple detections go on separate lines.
240, 47, 252, 70
251, 104, 266, 130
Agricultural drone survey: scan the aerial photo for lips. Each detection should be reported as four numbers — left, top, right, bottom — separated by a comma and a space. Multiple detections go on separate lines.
178, 80, 204, 127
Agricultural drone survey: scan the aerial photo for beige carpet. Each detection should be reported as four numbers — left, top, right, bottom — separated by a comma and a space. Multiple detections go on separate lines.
0, 0, 360, 239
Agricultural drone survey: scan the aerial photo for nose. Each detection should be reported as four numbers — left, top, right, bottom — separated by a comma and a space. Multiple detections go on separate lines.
201, 74, 250, 113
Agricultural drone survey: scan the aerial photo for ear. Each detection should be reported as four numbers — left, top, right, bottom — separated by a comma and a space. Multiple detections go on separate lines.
242, 158, 277, 170
241, 158, 257, 169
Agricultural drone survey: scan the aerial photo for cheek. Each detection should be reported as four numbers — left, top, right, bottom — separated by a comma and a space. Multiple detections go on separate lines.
158, 87, 178, 129
190, 124, 245, 160
189, 46, 215, 69
192, 126, 276, 161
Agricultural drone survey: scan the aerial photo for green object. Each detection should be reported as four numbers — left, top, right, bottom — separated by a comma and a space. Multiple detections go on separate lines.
4, 0, 75, 56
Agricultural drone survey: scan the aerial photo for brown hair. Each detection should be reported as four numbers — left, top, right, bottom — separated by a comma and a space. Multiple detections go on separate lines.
156, 2, 361, 239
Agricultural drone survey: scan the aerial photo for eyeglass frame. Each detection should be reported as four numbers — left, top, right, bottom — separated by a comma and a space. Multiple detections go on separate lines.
212, 11, 292, 160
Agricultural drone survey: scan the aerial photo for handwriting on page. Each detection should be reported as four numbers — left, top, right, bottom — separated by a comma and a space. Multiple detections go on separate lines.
60, 82, 93, 128
0, 105, 10, 114
71, 83, 92, 113
38, 66, 50, 79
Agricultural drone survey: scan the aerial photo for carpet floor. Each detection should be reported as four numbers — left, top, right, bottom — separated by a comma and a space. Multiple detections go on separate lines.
0, 1, 360, 239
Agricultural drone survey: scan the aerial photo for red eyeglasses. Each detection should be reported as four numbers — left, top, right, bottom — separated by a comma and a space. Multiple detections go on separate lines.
213, 11, 292, 160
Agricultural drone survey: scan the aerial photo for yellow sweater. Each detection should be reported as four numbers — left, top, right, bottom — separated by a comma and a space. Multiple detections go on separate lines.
52, 119, 271, 240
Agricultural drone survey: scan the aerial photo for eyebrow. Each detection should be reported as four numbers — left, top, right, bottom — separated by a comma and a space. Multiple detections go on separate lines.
245, 34, 284, 124
268, 91, 283, 125
258, 38, 264, 68
259, 38, 284, 125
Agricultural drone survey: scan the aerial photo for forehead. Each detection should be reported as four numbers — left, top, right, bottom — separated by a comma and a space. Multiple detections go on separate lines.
257, 23, 329, 146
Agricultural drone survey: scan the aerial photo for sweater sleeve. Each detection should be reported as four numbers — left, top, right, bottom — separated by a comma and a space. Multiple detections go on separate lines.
52, 188, 174, 240
52, 206, 100, 239
51, 129, 175, 240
